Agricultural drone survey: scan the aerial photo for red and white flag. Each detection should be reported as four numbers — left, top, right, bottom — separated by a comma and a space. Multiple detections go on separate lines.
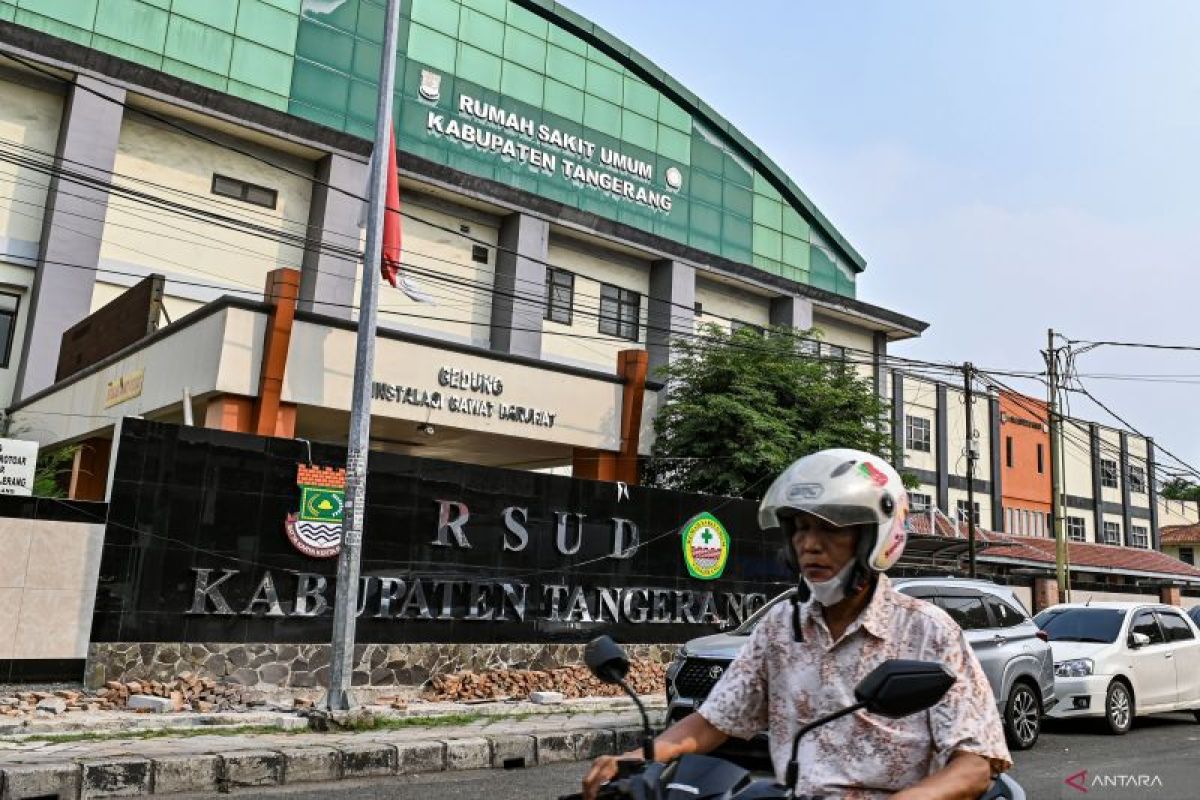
377, 124, 430, 303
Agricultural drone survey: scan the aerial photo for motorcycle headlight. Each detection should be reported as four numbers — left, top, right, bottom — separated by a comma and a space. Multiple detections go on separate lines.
1055, 658, 1094, 678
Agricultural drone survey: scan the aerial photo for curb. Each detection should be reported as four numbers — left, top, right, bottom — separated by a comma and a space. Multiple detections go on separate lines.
0, 724, 648, 798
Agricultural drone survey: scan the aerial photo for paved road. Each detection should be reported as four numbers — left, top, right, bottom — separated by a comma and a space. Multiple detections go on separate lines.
183, 712, 1200, 799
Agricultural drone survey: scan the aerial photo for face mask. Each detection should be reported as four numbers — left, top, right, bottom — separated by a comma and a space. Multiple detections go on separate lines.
805, 561, 855, 607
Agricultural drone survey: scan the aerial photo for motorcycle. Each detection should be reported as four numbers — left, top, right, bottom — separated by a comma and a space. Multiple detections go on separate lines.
560, 636, 1026, 800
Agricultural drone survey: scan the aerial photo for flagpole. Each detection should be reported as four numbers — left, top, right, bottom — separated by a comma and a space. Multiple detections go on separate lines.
325, 0, 402, 712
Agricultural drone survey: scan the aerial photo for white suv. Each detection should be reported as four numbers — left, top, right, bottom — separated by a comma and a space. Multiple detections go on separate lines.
1035, 602, 1200, 734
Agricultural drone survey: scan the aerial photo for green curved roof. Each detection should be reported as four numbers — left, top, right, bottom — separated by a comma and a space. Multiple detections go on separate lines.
0, 0, 864, 296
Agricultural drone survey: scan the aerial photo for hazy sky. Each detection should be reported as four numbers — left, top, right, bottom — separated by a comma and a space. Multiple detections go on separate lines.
565, 0, 1200, 477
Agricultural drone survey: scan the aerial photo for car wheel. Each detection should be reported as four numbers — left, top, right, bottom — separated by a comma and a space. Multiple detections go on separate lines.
1004, 683, 1040, 750
1105, 680, 1133, 735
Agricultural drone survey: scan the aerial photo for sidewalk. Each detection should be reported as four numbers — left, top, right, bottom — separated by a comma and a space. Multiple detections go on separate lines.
0, 696, 665, 799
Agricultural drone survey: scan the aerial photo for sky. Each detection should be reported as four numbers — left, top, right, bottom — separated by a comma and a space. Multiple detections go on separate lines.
564, 0, 1200, 477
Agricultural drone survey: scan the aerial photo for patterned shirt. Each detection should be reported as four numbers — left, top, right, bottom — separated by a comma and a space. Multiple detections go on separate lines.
698, 575, 1012, 798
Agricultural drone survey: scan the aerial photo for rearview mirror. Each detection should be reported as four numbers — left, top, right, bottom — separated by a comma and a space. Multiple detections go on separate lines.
584, 635, 630, 684
854, 659, 956, 718
1130, 632, 1151, 649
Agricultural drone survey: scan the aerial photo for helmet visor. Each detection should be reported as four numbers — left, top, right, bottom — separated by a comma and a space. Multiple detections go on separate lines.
779, 503, 881, 530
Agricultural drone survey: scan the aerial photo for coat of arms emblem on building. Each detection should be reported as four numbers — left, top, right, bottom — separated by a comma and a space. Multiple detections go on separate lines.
681, 512, 731, 580
284, 464, 345, 559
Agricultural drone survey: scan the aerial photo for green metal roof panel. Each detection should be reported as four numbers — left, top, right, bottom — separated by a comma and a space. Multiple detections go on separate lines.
3, 0, 865, 294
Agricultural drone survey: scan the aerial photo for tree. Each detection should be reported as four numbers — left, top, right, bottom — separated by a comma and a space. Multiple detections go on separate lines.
644, 324, 903, 499
1161, 477, 1200, 502
33, 445, 76, 498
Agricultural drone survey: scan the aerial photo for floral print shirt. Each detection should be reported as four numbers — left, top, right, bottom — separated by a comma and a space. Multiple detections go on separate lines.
698, 575, 1012, 798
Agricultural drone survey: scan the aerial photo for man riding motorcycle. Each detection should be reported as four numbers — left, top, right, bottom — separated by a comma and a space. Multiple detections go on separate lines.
584, 449, 1012, 799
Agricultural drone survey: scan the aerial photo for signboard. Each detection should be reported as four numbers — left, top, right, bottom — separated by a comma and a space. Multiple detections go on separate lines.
94, 420, 791, 646
104, 369, 145, 408
0, 438, 38, 496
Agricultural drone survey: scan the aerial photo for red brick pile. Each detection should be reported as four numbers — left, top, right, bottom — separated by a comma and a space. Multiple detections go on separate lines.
421, 659, 667, 702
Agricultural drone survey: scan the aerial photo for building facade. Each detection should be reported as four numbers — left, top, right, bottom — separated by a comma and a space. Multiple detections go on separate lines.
0, 0, 925, 486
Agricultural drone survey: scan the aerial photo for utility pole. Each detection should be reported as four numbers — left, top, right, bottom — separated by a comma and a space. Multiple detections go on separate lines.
1046, 329, 1070, 602
963, 363, 978, 578
325, 0, 402, 712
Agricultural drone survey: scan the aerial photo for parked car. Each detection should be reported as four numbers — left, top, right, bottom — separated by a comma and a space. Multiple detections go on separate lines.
1188, 605, 1200, 630
1034, 602, 1200, 734
665, 577, 1055, 751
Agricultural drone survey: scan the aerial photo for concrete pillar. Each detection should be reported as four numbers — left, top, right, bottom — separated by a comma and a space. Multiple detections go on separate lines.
872, 331, 887, 401
1119, 432, 1132, 546
769, 295, 813, 331
299, 154, 369, 319
1090, 423, 1104, 541
15, 75, 126, 400
490, 213, 548, 358
1033, 576, 1060, 613
1160, 584, 1182, 607
989, 396, 1004, 531
646, 259, 694, 380
1148, 437, 1160, 549
936, 384, 949, 513
253, 269, 301, 437
891, 370, 905, 469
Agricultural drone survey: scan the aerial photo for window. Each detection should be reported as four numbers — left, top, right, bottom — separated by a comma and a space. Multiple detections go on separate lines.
1036, 443, 1044, 474
1128, 464, 1146, 494
936, 595, 991, 630
1130, 610, 1165, 645
1130, 525, 1149, 549
1181, 547, 1195, 566
1100, 459, 1119, 489
798, 338, 819, 356
544, 268, 574, 325
956, 500, 980, 526
0, 292, 18, 368
471, 245, 489, 264
1157, 612, 1195, 642
823, 343, 845, 360
906, 416, 931, 453
909, 492, 932, 512
211, 174, 277, 208
1066, 516, 1086, 542
694, 301, 703, 315
598, 283, 639, 340
1005, 436, 1013, 468
1102, 520, 1121, 545
731, 320, 764, 337
1035, 608, 1124, 643
983, 596, 1027, 628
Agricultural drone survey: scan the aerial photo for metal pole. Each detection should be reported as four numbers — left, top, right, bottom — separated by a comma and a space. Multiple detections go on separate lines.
1047, 329, 1070, 603
963, 363, 977, 578
325, 0, 402, 712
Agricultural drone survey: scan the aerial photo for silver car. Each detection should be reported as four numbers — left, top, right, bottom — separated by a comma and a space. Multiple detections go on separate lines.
665, 577, 1056, 751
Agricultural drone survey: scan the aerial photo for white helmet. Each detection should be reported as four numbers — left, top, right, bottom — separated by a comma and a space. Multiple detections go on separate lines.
760, 448, 909, 574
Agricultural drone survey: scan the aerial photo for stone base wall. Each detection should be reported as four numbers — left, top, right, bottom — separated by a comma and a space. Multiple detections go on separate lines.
85, 642, 678, 692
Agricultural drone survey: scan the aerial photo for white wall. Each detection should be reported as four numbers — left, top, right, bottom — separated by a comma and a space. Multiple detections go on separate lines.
901, 376, 938, 474
0, 518, 104, 660
541, 237, 650, 371
100, 116, 313, 321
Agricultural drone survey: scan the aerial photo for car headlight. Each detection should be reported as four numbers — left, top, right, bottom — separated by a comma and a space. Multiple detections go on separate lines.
1055, 658, 1094, 678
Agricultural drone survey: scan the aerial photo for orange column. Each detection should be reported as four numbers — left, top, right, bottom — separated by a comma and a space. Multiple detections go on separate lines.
252, 268, 301, 438
68, 437, 112, 500
574, 349, 649, 484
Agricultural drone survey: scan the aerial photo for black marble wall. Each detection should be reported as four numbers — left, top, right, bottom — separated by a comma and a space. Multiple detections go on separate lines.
93, 419, 790, 646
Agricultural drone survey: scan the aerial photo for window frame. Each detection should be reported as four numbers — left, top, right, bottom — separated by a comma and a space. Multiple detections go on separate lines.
983, 595, 1028, 628
211, 173, 278, 209
1036, 443, 1044, 474
597, 282, 640, 341
908, 492, 932, 512
1066, 516, 1086, 542
0, 291, 20, 369
543, 267, 574, 325
905, 415, 931, 453
1130, 524, 1149, 549
1128, 464, 1147, 494
1130, 610, 1165, 646
934, 593, 991, 630
955, 499, 981, 526
1156, 611, 1195, 642
1102, 520, 1121, 545
1005, 436, 1013, 468
1100, 458, 1119, 489
1180, 546, 1195, 566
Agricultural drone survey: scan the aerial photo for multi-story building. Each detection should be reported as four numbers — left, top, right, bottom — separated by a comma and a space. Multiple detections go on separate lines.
0, 1, 926, 493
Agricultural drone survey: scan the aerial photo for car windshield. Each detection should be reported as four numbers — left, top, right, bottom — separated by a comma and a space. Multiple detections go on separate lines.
1033, 608, 1125, 643
731, 589, 795, 634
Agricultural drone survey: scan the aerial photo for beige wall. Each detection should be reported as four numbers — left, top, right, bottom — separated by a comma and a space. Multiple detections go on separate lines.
1160, 497, 1200, 527
0, 75, 62, 254
694, 278, 769, 333
0, 518, 104, 660
901, 377, 938, 473
1061, 419, 1094, 499
100, 116, 314, 320
370, 198, 496, 347
813, 313, 874, 353
541, 237, 650, 371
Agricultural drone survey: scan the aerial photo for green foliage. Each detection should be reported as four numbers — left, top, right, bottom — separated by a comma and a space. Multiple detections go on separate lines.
1161, 477, 1200, 502
644, 324, 898, 499
33, 445, 77, 498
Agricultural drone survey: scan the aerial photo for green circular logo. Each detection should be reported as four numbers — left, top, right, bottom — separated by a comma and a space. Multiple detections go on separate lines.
682, 512, 730, 580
